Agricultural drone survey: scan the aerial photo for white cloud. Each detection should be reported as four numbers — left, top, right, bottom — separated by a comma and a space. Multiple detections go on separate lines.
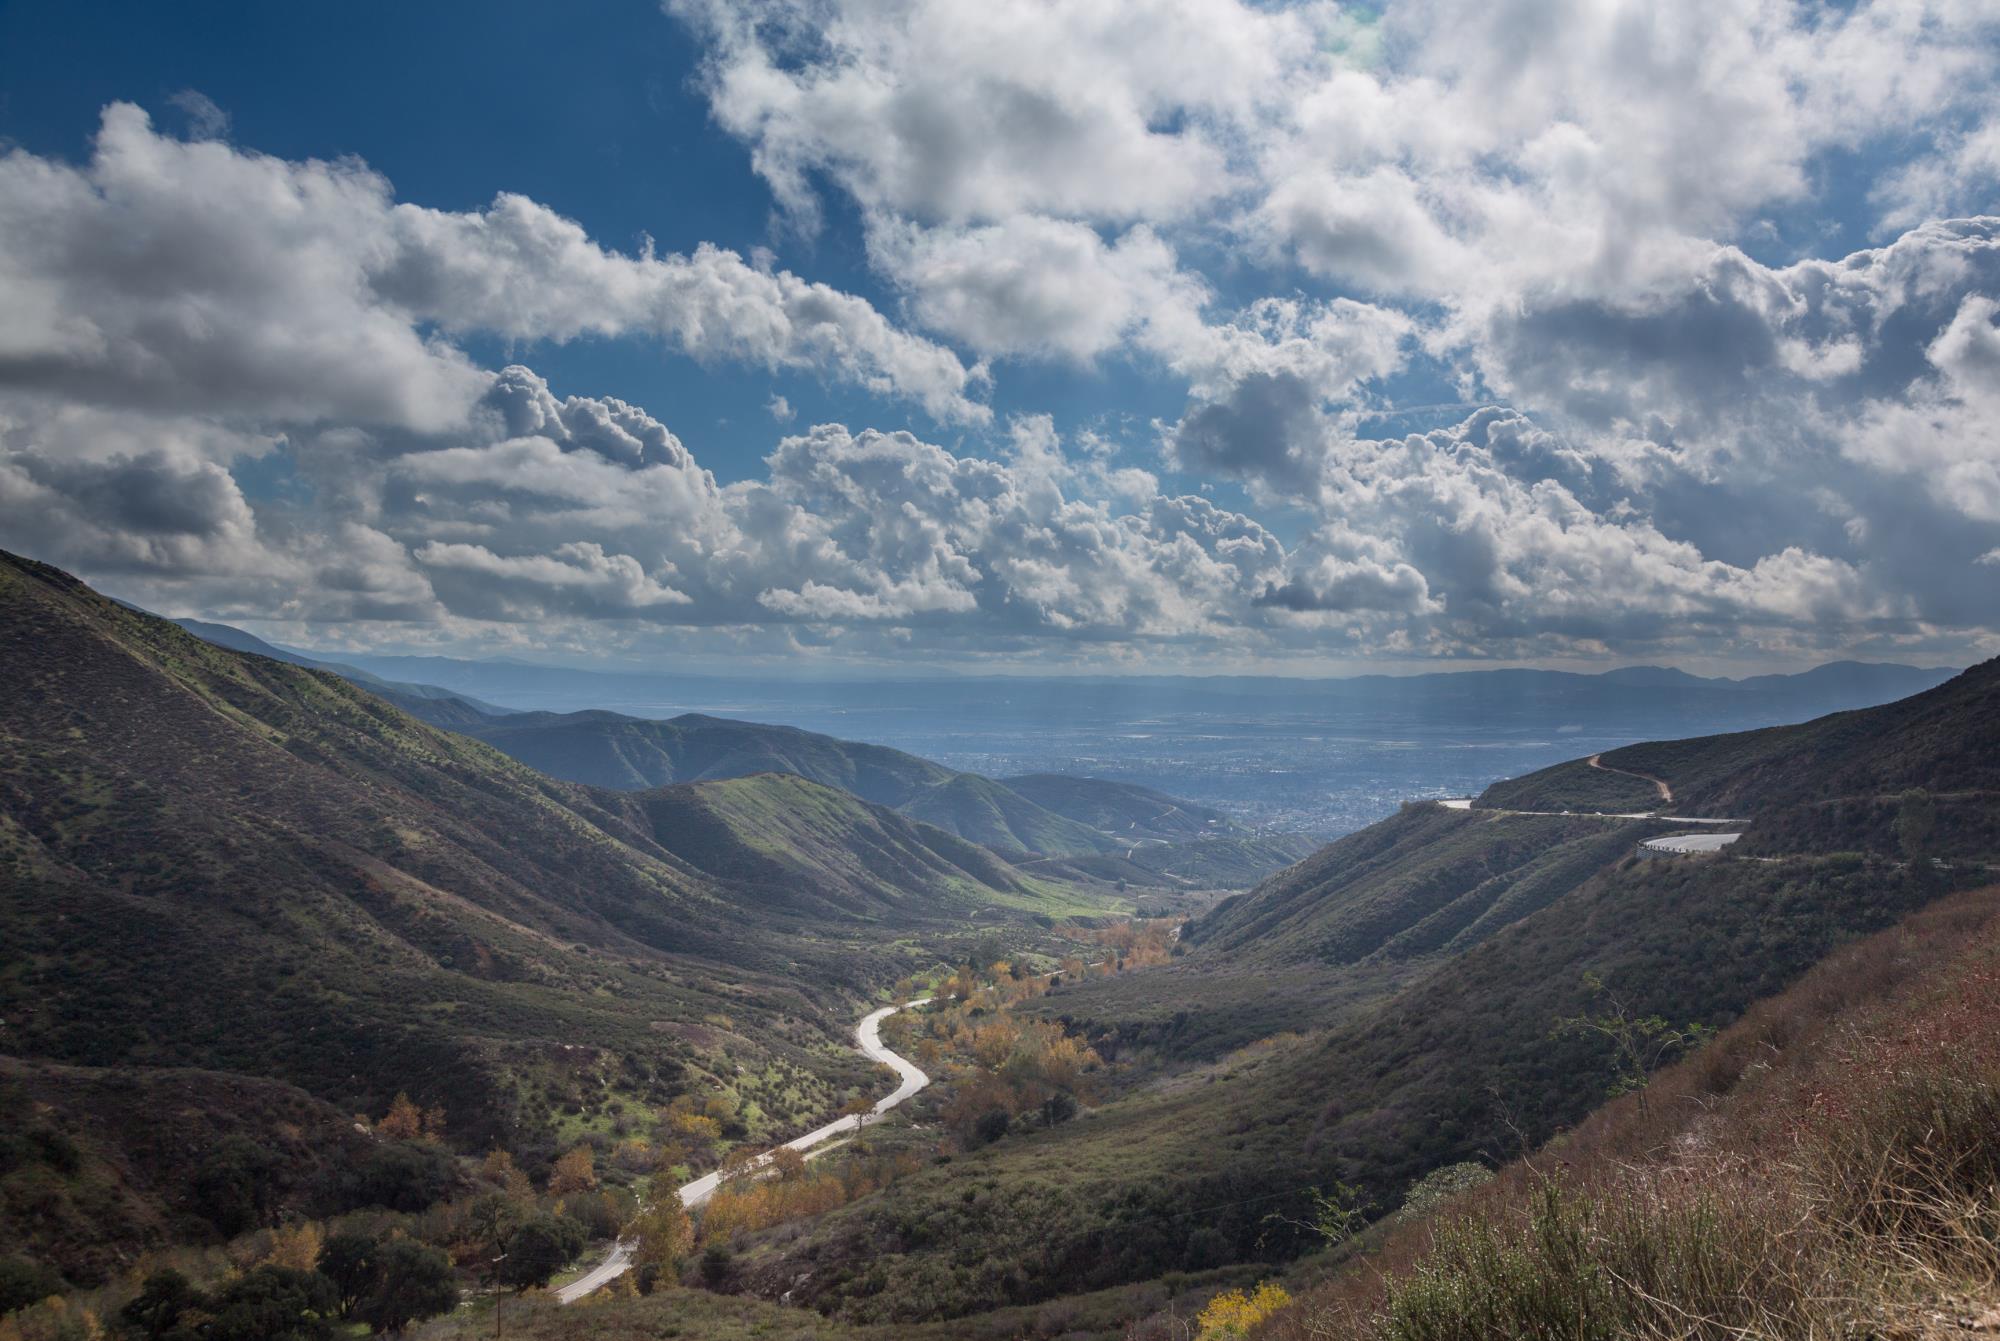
381, 193, 990, 423
0, 103, 489, 434
1264, 411, 1910, 653
870, 216, 1207, 362
414, 540, 693, 619
165, 88, 230, 140
1841, 289, 2000, 523
668, 0, 1318, 227
1164, 298, 1413, 488
0, 104, 985, 433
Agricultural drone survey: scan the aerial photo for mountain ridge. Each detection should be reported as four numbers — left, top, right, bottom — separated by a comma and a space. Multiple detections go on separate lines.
1477, 656, 2000, 856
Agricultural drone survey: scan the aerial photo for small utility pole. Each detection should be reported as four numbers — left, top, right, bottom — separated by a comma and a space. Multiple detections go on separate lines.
489, 1253, 507, 1341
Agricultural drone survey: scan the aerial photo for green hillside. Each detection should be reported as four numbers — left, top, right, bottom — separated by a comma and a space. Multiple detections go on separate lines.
0, 551, 1102, 1166
1024, 831, 1322, 892
458, 709, 956, 803
452, 708, 1164, 860
604, 772, 1121, 921
896, 771, 1119, 858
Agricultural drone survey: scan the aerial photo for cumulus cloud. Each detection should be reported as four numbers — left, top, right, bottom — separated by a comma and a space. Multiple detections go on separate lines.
0, 446, 264, 577
743, 421, 1286, 636
165, 88, 230, 140
380, 194, 989, 423
5, 338, 1983, 660
668, 0, 1318, 227
414, 540, 693, 620
1164, 298, 1413, 489
1466, 218, 2000, 509
0, 104, 490, 433
1257, 0, 2000, 310
0, 104, 985, 433
870, 216, 1206, 362
1256, 556, 1440, 616
6, 3, 2000, 670
103, 367, 1280, 645
1250, 411, 1913, 655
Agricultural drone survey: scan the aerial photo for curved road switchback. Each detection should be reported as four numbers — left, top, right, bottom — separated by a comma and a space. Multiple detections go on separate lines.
557, 996, 933, 1304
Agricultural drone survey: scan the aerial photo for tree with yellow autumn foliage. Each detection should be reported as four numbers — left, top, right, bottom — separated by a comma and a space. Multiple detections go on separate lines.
1196, 1280, 1291, 1338
479, 1146, 534, 1197
548, 1144, 597, 1194
260, 1220, 324, 1272
376, 1092, 424, 1141
627, 1198, 694, 1294
697, 1149, 925, 1245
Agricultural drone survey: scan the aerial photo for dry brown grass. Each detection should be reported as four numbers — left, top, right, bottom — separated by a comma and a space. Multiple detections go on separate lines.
1251, 885, 2000, 1341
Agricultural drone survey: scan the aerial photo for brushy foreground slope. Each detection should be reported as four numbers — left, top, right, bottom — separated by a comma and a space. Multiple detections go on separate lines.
0, 1057, 369, 1287
1260, 878, 2000, 1341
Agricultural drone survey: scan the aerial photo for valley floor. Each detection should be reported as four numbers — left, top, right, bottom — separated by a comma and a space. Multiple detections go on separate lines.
555, 996, 936, 1303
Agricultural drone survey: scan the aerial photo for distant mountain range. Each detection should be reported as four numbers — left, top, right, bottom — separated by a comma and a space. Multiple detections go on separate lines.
238, 642, 1958, 729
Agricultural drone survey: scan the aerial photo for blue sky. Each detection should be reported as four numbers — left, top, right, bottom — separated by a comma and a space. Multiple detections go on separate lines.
0, 0, 1250, 492
0, 0, 904, 481
0, 0, 1996, 673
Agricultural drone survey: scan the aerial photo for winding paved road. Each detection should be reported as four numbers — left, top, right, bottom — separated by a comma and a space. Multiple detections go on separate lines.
556, 996, 933, 1304
1436, 797, 1739, 824
1640, 831, 1743, 854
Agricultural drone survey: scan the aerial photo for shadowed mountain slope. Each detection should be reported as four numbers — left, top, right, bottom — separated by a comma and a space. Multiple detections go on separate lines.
0, 551, 1101, 1155
1184, 806, 1670, 967
170, 615, 514, 719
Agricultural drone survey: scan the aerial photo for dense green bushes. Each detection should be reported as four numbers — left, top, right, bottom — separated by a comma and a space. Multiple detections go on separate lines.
120, 1265, 339, 1341
498, 1215, 589, 1291
0, 1258, 65, 1315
